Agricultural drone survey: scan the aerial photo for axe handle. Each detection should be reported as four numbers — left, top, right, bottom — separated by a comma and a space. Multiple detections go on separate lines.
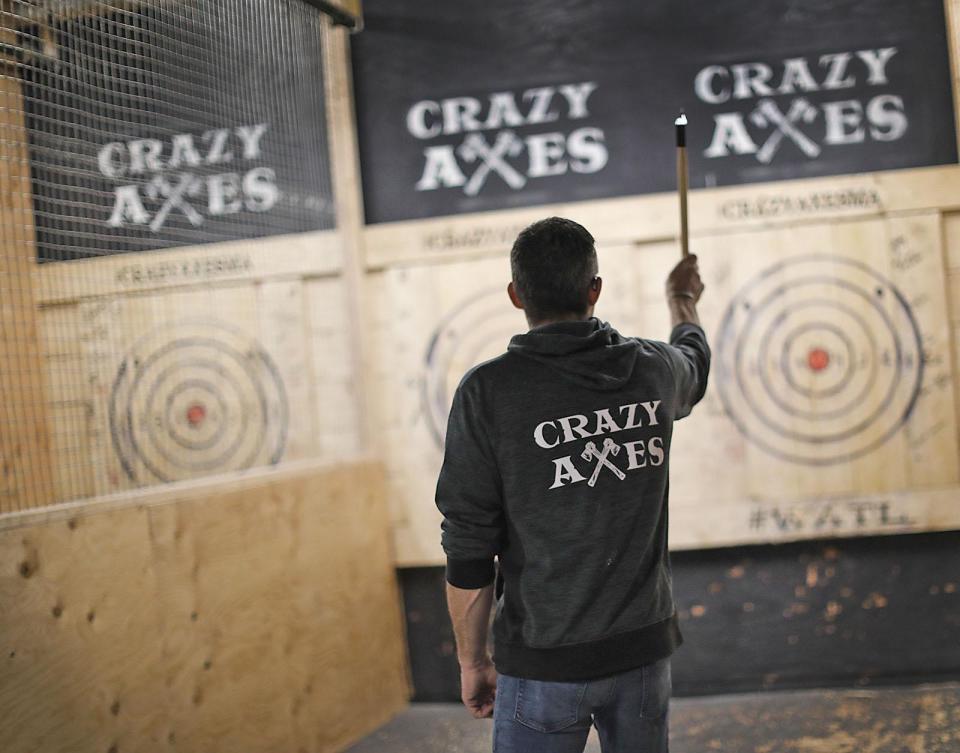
676, 145, 689, 259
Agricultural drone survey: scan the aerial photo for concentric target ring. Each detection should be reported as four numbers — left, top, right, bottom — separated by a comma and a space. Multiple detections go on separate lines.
754, 298, 879, 422
715, 255, 923, 465
778, 321, 856, 399
422, 286, 527, 448
109, 319, 289, 483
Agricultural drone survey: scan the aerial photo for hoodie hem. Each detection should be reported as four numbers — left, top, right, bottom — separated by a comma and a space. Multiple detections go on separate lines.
492, 612, 683, 681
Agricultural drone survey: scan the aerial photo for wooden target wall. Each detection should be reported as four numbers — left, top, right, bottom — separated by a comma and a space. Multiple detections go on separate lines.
353, 0, 960, 566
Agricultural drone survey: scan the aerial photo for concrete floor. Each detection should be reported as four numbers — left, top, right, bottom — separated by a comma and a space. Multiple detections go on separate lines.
346, 682, 960, 753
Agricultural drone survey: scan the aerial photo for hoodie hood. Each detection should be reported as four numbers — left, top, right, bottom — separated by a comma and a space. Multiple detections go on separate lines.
507, 317, 640, 391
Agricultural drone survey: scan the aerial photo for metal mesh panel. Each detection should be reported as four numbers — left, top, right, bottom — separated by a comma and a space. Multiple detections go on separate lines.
0, 1, 335, 512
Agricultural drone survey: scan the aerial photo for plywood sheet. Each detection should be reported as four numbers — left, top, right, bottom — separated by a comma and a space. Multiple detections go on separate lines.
371, 213, 960, 564
0, 460, 409, 753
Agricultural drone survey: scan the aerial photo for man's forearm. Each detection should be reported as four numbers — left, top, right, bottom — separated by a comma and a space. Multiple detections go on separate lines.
446, 581, 495, 668
669, 295, 700, 328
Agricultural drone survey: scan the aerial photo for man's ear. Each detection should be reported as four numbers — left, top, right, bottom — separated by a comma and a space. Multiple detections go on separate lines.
588, 276, 602, 305
507, 281, 524, 310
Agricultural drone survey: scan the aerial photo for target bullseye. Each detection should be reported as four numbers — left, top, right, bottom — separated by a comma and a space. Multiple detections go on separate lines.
186, 403, 206, 426
715, 255, 923, 465
808, 348, 830, 372
109, 319, 289, 483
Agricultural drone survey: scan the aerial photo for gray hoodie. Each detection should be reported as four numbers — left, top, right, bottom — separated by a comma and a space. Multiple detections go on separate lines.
435, 317, 710, 681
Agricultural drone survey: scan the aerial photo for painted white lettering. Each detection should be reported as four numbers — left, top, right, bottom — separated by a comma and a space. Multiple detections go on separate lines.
168, 133, 203, 169
128, 139, 163, 174
441, 97, 483, 135
705, 113, 759, 158
567, 127, 608, 173
407, 100, 442, 138
483, 92, 526, 130
203, 129, 234, 164
856, 47, 897, 86
819, 52, 856, 90
823, 100, 865, 144
242, 167, 279, 211
522, 87, 560, 125
526, 132, 567, 177
97, 142, 126, 178
415, 146, 467, 190
777, 58, 819, 94
557, 82, 597, 119
695, 65, 730, 104
107, 185, 149, 227
731, 63, 774, 99
235, 123, 269, 160
866, 94, 907, 141
207, 173, 243, 215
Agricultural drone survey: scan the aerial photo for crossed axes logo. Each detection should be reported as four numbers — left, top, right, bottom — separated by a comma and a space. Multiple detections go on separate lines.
581, 438, 626, 487
751, 98, 820, 164
144, 173, 202, 231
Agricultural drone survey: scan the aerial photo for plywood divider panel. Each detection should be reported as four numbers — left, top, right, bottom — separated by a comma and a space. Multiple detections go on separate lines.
0, 459, 410, 753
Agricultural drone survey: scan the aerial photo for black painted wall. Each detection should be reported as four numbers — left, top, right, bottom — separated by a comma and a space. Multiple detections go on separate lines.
399, 530, 960, 700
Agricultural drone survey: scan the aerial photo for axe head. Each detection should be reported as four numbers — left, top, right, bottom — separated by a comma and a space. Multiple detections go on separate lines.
602, 437, 620, 455
581, 441, 598, 460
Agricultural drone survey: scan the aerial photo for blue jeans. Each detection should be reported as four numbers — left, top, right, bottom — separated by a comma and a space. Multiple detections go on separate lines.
492, 657, 671, 753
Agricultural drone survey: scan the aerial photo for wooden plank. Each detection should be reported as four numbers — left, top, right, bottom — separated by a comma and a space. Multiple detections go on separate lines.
0, 460, 409, 753
947, 0, 960, 156
322, 20, 373, 453
256, 279, 316, 461
361, 165, 960, 269
946, 212, 960, 273
33, 230, 343, 306
0, 71, 55, 513
303, 275, 364, 462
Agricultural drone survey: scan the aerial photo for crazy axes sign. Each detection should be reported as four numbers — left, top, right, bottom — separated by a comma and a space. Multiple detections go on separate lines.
351, 0, 957, 224
21, 7, 335, 263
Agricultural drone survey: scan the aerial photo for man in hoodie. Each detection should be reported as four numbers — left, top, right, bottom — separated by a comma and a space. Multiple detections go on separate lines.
435, 216, 709, 753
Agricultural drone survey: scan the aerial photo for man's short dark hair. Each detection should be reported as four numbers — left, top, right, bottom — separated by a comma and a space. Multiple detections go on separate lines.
510, 217, 598, 322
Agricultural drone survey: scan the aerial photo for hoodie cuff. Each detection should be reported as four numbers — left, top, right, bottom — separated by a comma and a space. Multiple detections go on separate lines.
670, 321, 705, 342
445, 556, 496, 589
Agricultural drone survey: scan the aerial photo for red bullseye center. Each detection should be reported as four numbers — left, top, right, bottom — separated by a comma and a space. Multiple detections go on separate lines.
807, 347, 830, 372
186, 403, 206, 425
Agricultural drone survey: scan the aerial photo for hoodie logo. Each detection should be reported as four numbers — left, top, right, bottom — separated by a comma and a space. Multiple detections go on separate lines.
534, 401, 666, 490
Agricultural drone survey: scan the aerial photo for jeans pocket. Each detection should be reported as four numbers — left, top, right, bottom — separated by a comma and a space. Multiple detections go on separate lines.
514, 677, 588, 733
640, 657, 672, 720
